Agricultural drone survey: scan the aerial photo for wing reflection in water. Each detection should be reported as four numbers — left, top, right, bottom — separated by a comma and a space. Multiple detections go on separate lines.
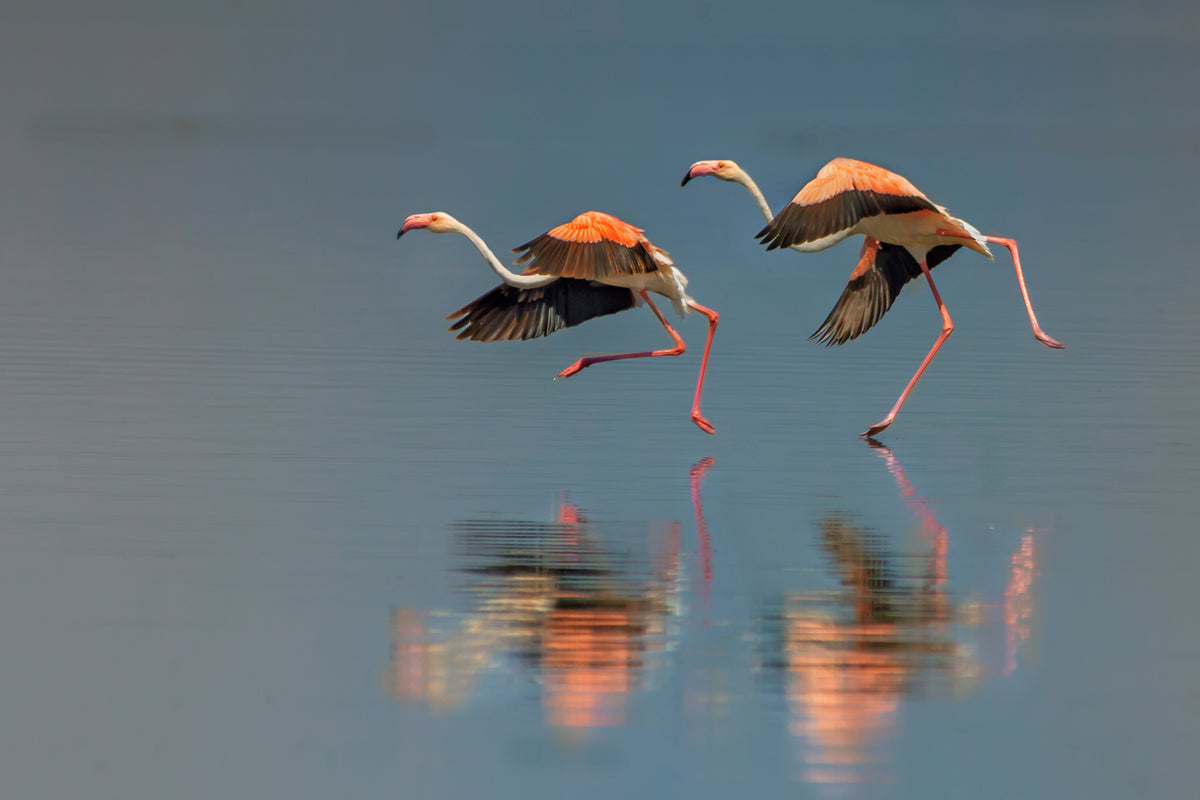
384, 489, 695, 733
759, 441, 1045, 785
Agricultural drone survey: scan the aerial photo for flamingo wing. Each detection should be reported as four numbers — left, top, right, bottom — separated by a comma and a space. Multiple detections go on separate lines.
811, 241, 961, 346
446, 278, 636, 342
512, 210, 662, 279
757, 158, 939, 251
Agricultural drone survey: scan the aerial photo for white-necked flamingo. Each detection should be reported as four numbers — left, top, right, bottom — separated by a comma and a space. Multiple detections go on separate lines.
398, 210, 720, 434
682, 159, 957, 344
682, 157, 1062, 437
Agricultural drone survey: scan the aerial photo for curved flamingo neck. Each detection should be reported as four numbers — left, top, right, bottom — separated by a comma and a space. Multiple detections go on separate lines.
450, 219, 556, 289
728, 167, 775, 223
727, 167, 815, 255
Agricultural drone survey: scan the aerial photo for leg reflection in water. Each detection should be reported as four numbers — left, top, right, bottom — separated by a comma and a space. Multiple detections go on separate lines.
689, 456, 715, 618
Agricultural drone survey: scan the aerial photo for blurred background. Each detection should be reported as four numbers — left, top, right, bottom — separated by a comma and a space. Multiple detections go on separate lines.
1, 1, 1198, 798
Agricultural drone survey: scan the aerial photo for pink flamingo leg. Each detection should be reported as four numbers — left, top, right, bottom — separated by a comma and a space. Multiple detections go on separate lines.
556, 290, 685, 379
983, 235, 1064, 349
558, 291, 716, 435
863, 261, 952, 438
937, 230, 1064, 349
685, 302, 719, 435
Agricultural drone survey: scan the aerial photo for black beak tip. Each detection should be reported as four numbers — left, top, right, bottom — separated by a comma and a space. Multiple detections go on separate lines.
396, 229, 405, 239
680, 171, 693, 187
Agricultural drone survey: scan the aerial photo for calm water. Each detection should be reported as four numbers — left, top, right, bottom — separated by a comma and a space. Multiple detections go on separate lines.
2, 2, 1199, 798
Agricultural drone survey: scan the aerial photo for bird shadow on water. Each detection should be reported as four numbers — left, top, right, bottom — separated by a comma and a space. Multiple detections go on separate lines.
383, 446, 1047, 784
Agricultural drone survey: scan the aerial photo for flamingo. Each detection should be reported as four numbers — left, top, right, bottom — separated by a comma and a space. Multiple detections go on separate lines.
682, 158, 1063, 437
397, 210, 720, 434
682, 159, 958, 343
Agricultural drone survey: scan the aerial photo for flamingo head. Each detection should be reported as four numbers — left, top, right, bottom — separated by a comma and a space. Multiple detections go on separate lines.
397, 212, 458, 238
681, 159, 743, 187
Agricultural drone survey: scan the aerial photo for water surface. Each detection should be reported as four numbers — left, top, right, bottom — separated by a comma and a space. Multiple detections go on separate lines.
1, 1, 1199, 798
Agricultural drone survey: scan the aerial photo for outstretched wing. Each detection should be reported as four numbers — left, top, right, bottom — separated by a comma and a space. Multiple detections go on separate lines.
811, 241, 961, 346
513, 210, 662, 279
757, 158, 938, 251
446, 278, 636, 342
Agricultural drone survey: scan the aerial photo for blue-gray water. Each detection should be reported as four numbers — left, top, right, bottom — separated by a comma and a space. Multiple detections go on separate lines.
2, 1, 1199, 798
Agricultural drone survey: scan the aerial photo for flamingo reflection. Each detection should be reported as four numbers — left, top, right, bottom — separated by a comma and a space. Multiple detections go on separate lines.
689, 456, 714, 614
385, 491, 698, 732
761, 442, 1042, 783
1004, 531, 1038, 677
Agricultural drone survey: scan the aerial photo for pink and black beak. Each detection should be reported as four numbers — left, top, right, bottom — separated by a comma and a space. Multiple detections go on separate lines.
681, 160, 720, 187
397, 213, 432, 239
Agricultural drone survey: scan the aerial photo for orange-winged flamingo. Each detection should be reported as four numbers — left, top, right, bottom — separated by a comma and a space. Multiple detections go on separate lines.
398, 210, 720, 434
683, 157, 1062, 436
683, 159, 959, 346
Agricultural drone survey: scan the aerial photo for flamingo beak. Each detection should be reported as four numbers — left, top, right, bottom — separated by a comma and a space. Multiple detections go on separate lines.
681, 161, 719, 187
397, 214, 430, 238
